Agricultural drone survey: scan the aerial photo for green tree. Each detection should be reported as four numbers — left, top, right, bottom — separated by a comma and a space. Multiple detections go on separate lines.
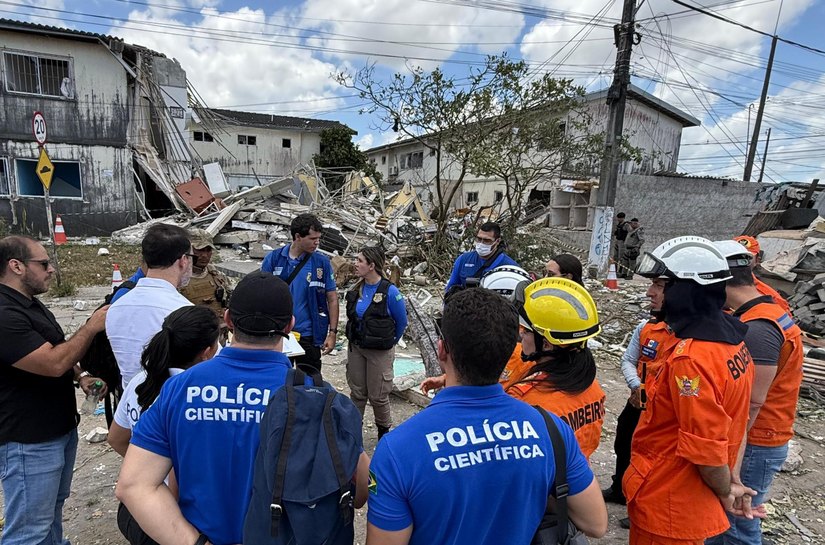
312, 125, 381, 191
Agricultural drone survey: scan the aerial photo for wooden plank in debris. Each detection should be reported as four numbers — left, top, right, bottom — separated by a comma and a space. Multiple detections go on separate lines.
205, 201, 243, 237
213, 230, 262, 245
230, 220, 269, 232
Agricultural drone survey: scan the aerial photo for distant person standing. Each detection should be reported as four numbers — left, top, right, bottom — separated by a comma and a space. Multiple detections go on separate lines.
613, 212, 628, 263
345, 246, 408, 441
107, 224, 194, 389
0, 235, 109, 545
444, 221, 518, 292
179, 229, 231, 340
621, 218, 644, 279
261, 213, 338, 373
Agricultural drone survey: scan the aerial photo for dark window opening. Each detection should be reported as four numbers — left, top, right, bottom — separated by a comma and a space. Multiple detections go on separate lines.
282, 138, 292, 149
0, 159, 9, 195
16, 159, 81, 198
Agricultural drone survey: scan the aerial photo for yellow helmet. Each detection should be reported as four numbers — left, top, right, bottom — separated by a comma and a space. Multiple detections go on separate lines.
520, 277, 601, 346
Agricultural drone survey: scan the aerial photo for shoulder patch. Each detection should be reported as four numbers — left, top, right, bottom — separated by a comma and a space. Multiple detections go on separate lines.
674, 339, 688, 355
675, 375, 700, 397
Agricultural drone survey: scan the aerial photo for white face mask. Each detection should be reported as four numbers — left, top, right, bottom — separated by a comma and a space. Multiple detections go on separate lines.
475, 242, 494, 257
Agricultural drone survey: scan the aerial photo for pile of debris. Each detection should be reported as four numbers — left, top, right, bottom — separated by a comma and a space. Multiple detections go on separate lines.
790, 274, 825, 336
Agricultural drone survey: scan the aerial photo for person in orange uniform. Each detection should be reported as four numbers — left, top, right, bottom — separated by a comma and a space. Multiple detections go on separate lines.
602, 277, 680, 516
625, 236, 757, 545
706, 242, 805, 545
732, 235, 791, 314
506, 277, 606, 460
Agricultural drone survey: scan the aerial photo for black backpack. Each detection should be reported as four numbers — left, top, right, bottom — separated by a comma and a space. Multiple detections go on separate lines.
243, 369, 363, 545
78, 281, 136, 425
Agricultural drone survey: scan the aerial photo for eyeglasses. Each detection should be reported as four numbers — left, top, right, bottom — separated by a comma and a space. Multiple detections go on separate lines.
24, 259, 51, 270
183, 253, 197, 261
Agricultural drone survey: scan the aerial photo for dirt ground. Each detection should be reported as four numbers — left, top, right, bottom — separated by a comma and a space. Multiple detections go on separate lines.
1, 279, 823, 545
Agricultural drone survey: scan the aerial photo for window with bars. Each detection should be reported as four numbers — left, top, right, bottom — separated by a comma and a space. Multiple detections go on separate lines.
3, 51, 74, 98
466, 191, 479, 204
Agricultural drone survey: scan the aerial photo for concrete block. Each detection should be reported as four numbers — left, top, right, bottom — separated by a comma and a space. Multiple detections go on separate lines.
818, 289, 825, 303
794, 307, 812, 320
230, 220, 269, 232
213, 260, 261, 279
85, 427, 108, 443
797, 281, 816, 295
808, 301, 825, 312
795, 295, 816, 308
249, 242, 276, 259
213, 231, 262, 245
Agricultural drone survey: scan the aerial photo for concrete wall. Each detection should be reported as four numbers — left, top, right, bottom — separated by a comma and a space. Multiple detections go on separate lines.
543, 175, 767, 257
0, 32, 137, 235
0, 32, 129, 146
190, 123, 322, 179
582, 99, 685, 174
0, 141, 137, 235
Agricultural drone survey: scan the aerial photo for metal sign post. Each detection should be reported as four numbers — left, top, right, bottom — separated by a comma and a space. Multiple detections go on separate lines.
33, 112, 62, 285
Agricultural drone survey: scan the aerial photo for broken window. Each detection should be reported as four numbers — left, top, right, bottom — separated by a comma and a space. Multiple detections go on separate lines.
401, 151, 424, 170
3, 51, 73, 98
15, 159, 82, 198
282, 138, 292, 149
194, 131, 213, 142
0, 158, 9, 196
466, 191, 479, 204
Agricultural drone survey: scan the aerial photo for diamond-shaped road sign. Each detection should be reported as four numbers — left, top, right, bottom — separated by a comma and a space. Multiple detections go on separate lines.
36, 147, 54, 190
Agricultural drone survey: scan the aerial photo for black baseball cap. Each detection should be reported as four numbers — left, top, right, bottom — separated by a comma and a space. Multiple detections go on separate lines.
229, 271, 293, 337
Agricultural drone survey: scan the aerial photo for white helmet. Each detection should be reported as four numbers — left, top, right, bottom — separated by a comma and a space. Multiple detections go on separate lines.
636, 236, 731, 285
480, 266, 532, 300
712, 240, 753, 269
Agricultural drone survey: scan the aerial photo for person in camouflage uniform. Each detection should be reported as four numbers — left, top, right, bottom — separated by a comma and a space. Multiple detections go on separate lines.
181, 229, 231, 329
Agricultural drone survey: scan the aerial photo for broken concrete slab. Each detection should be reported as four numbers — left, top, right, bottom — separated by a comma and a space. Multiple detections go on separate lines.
213, 260, 261, 279
230, 220, 269, 232
85, 427, 109, 444
204, 201, 243, 237
249, 242, 276, 259
224, 177, 294, 205
213, 231, 262, 245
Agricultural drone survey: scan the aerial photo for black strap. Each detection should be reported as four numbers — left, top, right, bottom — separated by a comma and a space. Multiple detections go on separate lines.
284, 252, 313, 285
535, 406, 570, 545
470, 247, 504, 280
270, 369, 298, 537
322, 390, 353, 526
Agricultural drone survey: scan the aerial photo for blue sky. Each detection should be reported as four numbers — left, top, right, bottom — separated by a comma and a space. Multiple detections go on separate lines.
10, 0, 825, 182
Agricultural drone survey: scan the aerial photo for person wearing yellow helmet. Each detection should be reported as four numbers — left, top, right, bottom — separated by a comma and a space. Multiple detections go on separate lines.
502, 277, 607, 460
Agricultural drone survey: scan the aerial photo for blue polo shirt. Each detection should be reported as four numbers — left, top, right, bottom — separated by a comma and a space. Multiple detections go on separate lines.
445, 251, 519, 292
261, 245, 336, 339
131, 347, 293, 545
367, 384, 593, 545
354, 281, 408, 342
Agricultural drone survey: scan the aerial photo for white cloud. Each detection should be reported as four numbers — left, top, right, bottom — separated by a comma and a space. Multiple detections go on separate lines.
297, 0, 525, 70
112, 6, 347, 116
355, 133, 373, 150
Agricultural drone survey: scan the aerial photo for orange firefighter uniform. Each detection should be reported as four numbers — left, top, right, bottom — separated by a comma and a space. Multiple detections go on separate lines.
753, 276, 792, 316
637, 321, 681, 399
735, 297, 804, 447
623, 338, 754, 543
502, 356, 605, 460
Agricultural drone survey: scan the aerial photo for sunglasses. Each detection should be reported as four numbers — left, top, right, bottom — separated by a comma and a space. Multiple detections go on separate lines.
25, 259, 51, 270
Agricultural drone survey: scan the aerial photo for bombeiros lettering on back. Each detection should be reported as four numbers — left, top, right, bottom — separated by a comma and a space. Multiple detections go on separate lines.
726, 344, 752, 380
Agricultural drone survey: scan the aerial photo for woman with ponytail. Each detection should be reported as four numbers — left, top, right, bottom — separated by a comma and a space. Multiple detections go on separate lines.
344, 246, 408, 441
109, 306, 220, 545
109, 306, 220, 455
504, 277, 606, 460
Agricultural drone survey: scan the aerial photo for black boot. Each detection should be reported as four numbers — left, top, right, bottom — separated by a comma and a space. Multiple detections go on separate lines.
377, 425, 391, 441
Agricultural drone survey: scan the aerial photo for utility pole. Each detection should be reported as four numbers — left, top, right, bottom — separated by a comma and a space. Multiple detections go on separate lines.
588, 0, 637, 276
744, 35, 778, 181
757, 128, 771, 183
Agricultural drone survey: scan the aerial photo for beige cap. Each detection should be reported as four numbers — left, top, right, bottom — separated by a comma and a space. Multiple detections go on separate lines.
189, 228, 216, 250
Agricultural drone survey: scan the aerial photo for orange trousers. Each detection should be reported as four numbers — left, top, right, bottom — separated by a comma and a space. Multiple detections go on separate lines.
630, 526, 704, 545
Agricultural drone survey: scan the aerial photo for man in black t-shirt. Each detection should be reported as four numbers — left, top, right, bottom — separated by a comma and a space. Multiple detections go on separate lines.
613, 212, 628, 263
0, 236, 108, 545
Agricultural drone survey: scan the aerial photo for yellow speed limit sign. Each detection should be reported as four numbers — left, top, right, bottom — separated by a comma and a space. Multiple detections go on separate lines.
36, 147, 54, 190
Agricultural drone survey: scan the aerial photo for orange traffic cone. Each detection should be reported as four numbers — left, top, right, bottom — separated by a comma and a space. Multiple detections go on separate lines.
112, 264, 123, 289
54, 215, 67, 245
606, 263, 619, 290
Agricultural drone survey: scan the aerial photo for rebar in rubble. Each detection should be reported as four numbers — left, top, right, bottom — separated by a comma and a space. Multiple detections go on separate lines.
405, 296, 442, 378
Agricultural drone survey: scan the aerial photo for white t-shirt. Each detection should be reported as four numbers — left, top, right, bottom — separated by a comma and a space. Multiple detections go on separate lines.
106, 277, 192, 389
114, 368, 186, 430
